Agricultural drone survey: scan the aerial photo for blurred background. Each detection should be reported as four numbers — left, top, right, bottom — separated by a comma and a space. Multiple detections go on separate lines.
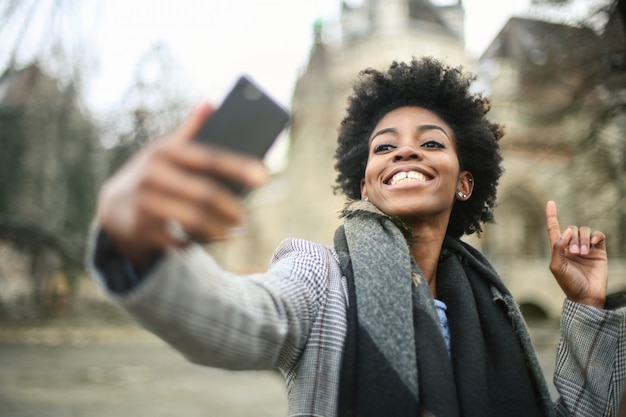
0, 0, 624, 415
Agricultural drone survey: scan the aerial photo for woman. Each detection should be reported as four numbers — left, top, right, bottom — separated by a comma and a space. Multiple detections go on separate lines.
89, 57, 625, 416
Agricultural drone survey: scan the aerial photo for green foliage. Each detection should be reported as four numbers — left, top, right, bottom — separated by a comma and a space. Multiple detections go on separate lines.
0, 65, 100, 268
0, 107, 26, 215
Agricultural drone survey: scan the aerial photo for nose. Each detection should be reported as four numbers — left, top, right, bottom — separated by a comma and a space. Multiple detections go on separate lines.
393, 145, 421, 161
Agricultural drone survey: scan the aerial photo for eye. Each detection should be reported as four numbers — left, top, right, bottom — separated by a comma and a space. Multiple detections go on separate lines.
422, 140, 445, 149
373, 143, 396, 154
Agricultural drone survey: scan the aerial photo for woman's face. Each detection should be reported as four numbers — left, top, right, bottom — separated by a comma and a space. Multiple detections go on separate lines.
360, 106, 472, 228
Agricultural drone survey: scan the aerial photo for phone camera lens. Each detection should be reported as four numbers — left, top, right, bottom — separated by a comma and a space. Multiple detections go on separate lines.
242, 84, 262, 101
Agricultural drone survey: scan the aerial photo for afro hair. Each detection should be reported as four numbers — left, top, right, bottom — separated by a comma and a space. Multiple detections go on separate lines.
334, 57, 504, 237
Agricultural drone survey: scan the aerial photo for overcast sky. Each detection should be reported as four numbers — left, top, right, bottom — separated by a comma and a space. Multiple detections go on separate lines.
3, 0, 602, 115
81, 0, 536, 114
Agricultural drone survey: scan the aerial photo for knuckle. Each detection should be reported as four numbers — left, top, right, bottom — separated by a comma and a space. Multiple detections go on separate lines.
135, 198, 151, 217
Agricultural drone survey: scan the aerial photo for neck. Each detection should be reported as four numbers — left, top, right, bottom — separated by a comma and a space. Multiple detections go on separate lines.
409, 229, 445, 298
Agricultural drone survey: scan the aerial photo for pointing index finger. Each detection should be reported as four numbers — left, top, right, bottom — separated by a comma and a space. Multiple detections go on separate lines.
546, 200, 562, 246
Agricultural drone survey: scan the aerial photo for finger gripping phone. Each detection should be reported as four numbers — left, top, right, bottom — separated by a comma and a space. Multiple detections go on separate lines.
194, 75, 291, 196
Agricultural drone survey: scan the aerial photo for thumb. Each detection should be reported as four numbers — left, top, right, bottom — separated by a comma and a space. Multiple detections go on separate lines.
171, 101, 214, 145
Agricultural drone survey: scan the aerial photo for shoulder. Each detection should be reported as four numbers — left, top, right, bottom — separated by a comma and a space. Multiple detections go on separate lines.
269, 238, 342, 303
271, 238, 338, 273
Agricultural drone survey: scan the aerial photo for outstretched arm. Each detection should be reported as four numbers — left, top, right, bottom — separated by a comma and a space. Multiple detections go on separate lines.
545, 200, 608, 308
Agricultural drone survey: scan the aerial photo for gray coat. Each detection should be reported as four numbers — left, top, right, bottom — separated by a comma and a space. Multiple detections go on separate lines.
87, 229, 626, 416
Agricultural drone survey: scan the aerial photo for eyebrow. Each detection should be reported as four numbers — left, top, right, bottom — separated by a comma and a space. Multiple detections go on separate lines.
370, 127, 396, 142
418, 124, 450, 138
369, 124, 451, 142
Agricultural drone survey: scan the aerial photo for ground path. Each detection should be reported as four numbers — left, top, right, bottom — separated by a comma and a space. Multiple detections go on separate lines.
0, 315, 559, 416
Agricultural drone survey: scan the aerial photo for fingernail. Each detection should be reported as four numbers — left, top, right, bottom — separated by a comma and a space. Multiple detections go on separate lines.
570, 244, 580, 254
580, 244, 588, 255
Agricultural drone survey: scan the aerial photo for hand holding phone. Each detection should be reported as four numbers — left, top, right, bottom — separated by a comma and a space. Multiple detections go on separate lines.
194, 75, 290, 196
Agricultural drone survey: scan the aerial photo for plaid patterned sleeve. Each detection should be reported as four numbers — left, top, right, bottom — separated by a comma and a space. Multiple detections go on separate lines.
554, 300, 626, 417
88, 233, 334, 372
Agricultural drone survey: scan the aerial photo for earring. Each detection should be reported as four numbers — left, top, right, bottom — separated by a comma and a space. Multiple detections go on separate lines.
363, 197, 369, 202
457, 192, 467, 199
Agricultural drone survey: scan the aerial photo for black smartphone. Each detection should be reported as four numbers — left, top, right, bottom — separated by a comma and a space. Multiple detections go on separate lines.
194, 75, 291, 196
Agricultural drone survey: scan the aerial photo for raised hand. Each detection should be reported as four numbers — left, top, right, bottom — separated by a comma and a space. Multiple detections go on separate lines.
97, 102, 269, 267
545, 201, 608, 308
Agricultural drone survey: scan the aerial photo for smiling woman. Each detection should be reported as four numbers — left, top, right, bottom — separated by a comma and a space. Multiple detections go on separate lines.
87, 56, 626, 417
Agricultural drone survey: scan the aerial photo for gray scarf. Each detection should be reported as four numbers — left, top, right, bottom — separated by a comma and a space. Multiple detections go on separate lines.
335, 200, 553, 416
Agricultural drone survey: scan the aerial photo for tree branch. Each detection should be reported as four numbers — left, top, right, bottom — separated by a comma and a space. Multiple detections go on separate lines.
0, 220, 84, 267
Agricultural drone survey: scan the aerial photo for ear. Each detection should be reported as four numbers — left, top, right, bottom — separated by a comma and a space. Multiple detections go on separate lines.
360, 179, 368, 200
456, 171, 474, 201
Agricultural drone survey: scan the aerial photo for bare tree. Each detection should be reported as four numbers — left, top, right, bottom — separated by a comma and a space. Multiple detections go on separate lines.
101, 42, 193, 174
0, 0, 98, 88
0, 0, 100, 318
0, 1, 194, 319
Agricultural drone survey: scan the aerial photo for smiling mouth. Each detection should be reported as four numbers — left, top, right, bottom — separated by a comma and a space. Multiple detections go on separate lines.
387, 170, 431, 186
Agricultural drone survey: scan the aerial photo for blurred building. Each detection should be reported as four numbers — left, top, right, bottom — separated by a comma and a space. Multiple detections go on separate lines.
210, 0, 470, 271
211, 0, 626, 318
0, 64, 97, 318
476, 7, 626, 317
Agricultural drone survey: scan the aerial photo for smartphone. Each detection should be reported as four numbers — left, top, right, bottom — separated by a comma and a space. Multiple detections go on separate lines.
194, 75, 291, 195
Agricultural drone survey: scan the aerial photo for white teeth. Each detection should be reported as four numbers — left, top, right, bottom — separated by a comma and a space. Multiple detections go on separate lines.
389, 171, 428, 185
